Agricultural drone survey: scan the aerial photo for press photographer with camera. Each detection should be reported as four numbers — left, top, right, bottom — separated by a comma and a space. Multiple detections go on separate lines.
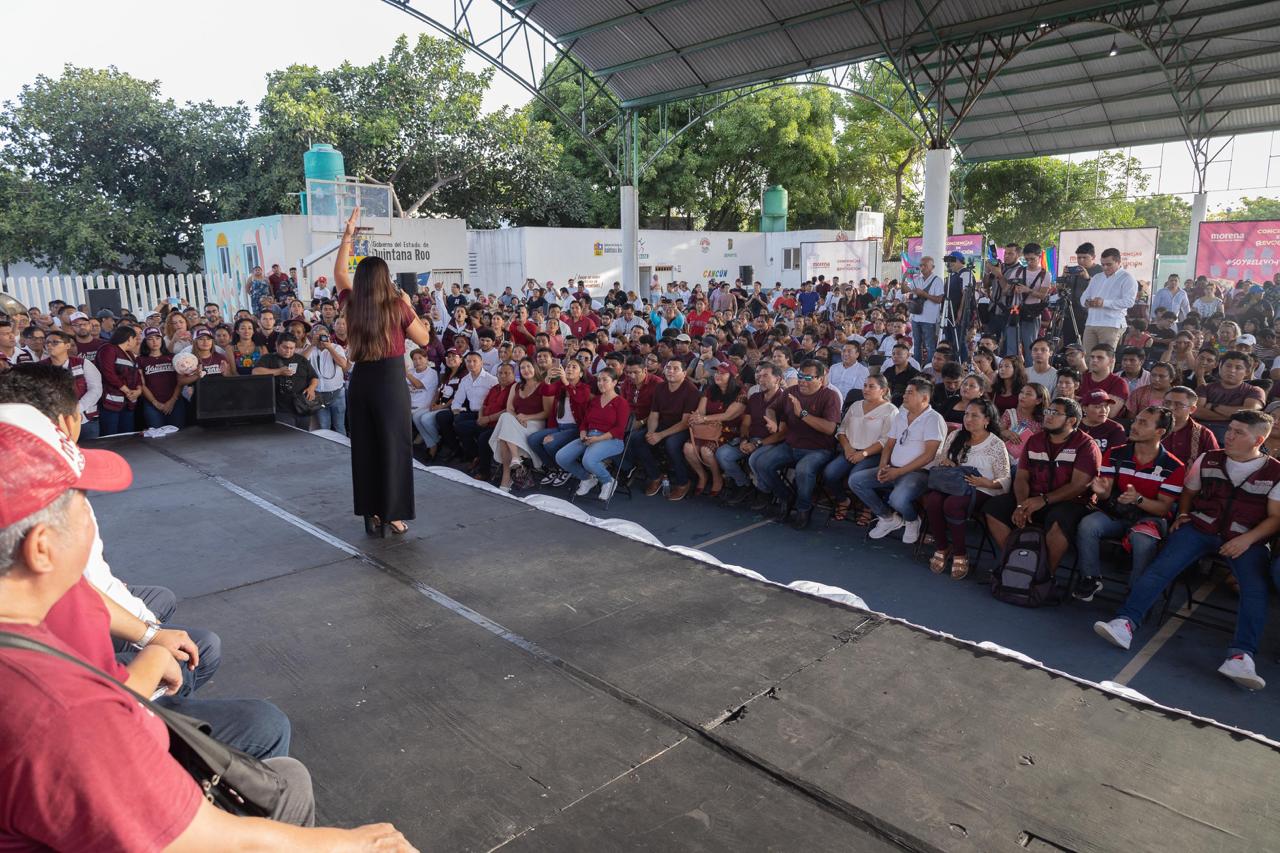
305, 324, 349, 435
1056, 243, 1101, 347
995, 243, 1051, 361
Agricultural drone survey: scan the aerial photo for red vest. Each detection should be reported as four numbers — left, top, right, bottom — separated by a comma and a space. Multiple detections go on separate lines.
99, 344, 140, 412
1189, 450, 1280, 540
66, 356, 97, 420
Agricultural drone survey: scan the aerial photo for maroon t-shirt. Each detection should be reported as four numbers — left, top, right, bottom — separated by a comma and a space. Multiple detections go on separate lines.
744, 388, 783, 440
73, 337, 106, 365
1162, 418, 1218, 465
336, 290, 415, 359
768, 386, 841, 450
650, 378, 701, 431
1082, 418, 1128, 455
138, 355, 179, 401
1079, 372, 1129, 406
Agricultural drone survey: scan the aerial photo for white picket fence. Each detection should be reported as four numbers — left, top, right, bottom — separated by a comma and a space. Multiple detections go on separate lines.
1, 273, 254, 318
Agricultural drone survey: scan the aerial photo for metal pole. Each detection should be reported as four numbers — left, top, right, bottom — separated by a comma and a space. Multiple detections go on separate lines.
620, 110, 641, 301
922, 147, 952, 264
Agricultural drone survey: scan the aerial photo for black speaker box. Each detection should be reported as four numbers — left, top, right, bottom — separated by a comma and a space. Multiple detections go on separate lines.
396, 272, 419, 297
86, 289, 123, 317
195, 375, 276, 426
738, 265, 754, 285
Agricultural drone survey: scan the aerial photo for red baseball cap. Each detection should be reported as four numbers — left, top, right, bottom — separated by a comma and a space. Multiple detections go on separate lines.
0, 403, 133, 527
1083, 390, 1115, 406
715, 361, 739, 376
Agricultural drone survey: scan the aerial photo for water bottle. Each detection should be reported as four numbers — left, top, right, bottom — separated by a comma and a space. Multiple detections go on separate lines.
660, 476, 670, 496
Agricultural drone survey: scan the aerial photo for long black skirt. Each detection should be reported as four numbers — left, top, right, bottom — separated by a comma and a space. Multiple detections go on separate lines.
347, 356, 415, 521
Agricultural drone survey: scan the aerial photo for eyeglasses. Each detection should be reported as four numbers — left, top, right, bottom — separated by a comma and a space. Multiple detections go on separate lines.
1043, 409, 1068, 418
797, 373, 816, 381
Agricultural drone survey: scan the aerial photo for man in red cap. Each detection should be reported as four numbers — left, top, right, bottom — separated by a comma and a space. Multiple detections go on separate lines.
1079, 389, 1128, 455
0, 402, 415, 850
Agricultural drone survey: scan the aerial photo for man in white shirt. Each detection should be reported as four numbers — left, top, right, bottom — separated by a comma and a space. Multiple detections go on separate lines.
310, 275, 331, 302
609, 305, 648, 338
1149, 275, 1189, 323
1080, 247, 1138, 352
305, 324, 350, 435
1025, 337, 1059, 390
437, 351, 498, 461
848, 376, 946, 544
476, 330, 501, 374
827, 341, 869, 405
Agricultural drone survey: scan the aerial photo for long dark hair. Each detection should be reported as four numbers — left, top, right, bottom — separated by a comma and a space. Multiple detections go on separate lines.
707, 372, 742, 405
996, 355, 1028, 396
948, 399, 999, 464
346, 256, 402, 362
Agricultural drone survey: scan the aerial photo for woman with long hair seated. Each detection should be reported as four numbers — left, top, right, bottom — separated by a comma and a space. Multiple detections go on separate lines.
998, 381, 1048, 459
137, 327, 184, 429
823, 373, 897, 524
412, 349, 464, 458
682, 362, 747, 497
992, 355, 1027, 412
530, 358, 592, 486
945, 372, 991, 424
554, 367, 631, 501
922, 399, 1010, 579
490, 357, 553, 491
229, 317, 267, 376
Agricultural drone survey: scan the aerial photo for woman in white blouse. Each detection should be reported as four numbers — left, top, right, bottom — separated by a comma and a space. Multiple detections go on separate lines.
822, 373, 897, 525
921, 399, 1011, 579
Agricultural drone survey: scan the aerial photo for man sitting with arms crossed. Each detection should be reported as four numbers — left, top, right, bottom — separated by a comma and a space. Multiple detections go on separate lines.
1078, 343, 1128, 418
1161, 384, 1218, 463
982, 397, 1101, 577
723, 362, 786, 507
1095, 411, 1280, 691
634, 358, 700, 500
0, 403, 415, 850
749, 359, 842, 529
849, 376, 946, 544
1072, 405, 1184, 602
1195, 350, 1265, 443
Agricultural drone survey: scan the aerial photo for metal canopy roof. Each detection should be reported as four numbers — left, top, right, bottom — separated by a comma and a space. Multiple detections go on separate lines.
514, 0, 1280, 161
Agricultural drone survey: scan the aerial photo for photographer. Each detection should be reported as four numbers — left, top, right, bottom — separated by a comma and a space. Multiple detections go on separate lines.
941, 252, 975, 361
305, 324, 349, 435
907, 256, 945, 365
983, 243, 1022, 336
253, 335, 319, 429
1056, 244, 1101, 347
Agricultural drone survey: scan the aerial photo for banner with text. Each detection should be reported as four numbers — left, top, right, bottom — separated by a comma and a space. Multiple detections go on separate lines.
1058, 227, 1158, 285
801, 239, 880, 283
902, 234, 987, 276
1195, 220, 1280, 284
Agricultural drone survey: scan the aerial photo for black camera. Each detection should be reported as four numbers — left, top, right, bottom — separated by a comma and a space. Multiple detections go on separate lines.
319, 334, 330, 343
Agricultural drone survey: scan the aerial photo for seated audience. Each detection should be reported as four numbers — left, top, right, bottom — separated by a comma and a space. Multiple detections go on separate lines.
822, 374, 896, 524
556, 368, 631, 500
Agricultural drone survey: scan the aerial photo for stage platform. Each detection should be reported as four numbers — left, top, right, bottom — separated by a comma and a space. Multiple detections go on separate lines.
89, 425, 1280, 852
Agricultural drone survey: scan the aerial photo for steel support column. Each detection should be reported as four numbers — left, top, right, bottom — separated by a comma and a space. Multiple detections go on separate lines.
620, 111, 641, 300
922, 147, 952, 264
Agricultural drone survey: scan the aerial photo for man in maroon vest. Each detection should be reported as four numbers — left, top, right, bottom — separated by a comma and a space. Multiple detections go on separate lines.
42, 330, 102, 441
1095, 410, 1280, 690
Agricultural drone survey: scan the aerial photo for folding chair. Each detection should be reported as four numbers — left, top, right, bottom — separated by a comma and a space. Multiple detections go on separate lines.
568, 415, 636, 510
1155, 556, 1239, 633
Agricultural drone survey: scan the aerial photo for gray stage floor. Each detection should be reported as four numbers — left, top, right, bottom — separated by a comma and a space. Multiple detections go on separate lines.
89, 425, 1280, 852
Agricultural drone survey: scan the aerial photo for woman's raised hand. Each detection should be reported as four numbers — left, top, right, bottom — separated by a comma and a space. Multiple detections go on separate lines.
343, 206, 362, 239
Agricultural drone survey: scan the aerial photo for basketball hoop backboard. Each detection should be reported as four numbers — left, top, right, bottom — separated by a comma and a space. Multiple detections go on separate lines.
306, 179, 394, 235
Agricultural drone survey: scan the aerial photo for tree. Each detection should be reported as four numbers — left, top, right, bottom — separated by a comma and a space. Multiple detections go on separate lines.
1210, 196, 1280, 222
958, 153, 1144, 247
0, 65, 256, 274
255, 35, 583, 227
1133, 194, 1191, 254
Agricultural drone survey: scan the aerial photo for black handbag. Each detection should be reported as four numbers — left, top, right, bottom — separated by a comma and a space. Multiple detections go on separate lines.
0, 631, 284, 817
927, 464, 979, 496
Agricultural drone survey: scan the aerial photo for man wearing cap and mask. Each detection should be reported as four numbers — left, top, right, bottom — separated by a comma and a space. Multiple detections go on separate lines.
0, 401, 416, 853
942, 252, 975, 361
68, 310, 107, 365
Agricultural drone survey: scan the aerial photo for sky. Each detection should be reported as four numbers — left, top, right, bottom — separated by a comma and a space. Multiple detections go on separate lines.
4, 0, 1277, 216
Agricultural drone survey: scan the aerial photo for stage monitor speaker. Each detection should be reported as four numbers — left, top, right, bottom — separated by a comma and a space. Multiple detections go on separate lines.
86, 289, 123, 317
396, 272, 419, 297
738, 265, 754, 285
195, 375, 277, 426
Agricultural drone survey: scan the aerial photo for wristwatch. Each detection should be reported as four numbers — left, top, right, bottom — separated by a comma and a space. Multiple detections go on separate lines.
799, 409, 810, 419
132, 621, 161, 651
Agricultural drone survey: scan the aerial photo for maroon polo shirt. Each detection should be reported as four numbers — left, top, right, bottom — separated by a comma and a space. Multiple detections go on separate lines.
768, 386, 841, 450
650, 377, 700, 431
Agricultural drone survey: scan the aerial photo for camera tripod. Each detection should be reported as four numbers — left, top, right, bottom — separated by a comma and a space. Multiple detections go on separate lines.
1046, 287, 1083, 350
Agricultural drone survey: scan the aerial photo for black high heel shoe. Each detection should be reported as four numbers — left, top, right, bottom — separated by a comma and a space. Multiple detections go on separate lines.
364, 515, 386, 538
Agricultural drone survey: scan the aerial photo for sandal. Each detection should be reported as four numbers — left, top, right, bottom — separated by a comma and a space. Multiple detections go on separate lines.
950, 556, 970, 580
855, 507, 875, 526
831, 500, 852, 522
929, 550, 949, 574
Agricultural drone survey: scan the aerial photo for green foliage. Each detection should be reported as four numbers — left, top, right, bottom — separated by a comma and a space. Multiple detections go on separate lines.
1210, 196, 1280, 222
1133, 194, 1191, 254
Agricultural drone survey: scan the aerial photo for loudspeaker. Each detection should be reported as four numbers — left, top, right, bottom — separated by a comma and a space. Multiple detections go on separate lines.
86, 289, 123, 317
396, 272, 418, 297
738, 265, 754, 285
195, 375, 276, 426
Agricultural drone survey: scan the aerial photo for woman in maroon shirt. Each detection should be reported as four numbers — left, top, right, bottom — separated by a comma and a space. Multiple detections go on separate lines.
335, 207, 433, 536
682, 362, 747, 496
96, 326, 143, 436
491, 357, 554, 490
137, 327, 185, 428
555, 368, 631, 501
992, 355, 1027, 413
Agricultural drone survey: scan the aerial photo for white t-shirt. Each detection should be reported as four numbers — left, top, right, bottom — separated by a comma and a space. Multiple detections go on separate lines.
910, 273, 945, 324
408, 366, 438, 410
312, 285, 331, 301
1184, 453, 1280, 500
888, 406, 947, 469
828, 361, 869, 400
307, 344, 348, 393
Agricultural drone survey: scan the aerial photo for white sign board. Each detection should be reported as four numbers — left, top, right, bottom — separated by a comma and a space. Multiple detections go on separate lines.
341, 217, 468, 276
1058, 227, 1159, 285
801, 239, 880, 282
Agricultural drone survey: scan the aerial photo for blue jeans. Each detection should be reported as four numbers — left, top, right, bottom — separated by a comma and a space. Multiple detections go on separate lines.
749, 444, 834, 512
157, 695, 292, 759
911, 320, 937, 365
822, 452, 881, 501
1115, 525, 1273, 657
557, 435, 625, 483
630, 428, 692, 486
97, 407, 134, 436
314, 387, 347, 435
141, 398, 186, 429
848, 467, 929, 522
412, 408, 448, 448
529, 424, 578, 469
1003, 318, 1037, 359
1076, 512, 1162, 582
715, 441, 752, 487
114, 584, 221, 697
79, 418, 100, 441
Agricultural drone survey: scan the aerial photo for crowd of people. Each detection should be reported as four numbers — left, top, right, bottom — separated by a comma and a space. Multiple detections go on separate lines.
3, 241, 1280, 695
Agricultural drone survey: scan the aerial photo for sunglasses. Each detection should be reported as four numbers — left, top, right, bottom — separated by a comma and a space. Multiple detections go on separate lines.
797, 373, 817, 382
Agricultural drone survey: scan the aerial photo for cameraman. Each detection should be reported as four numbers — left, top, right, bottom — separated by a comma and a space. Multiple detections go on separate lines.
999, 243, 1051, 360
984, 242, 1022, 336
942, 252, 975, 361
305, 324, 349, 435
1057, 243, 1100, 346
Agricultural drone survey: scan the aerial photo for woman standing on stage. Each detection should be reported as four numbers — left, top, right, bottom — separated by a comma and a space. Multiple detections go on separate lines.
335, 208, 432, 536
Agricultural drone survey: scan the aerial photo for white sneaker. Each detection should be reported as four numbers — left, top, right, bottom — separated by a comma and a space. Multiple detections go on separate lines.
1218, 653, 1266, 690
575, 476, 599, 497
869, 514, 905, 540
1093, 618, 1134, 651
598, 479, 618, 502
902, 518, 922, 544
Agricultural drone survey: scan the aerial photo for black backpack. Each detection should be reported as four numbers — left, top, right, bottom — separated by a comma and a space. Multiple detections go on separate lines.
991, 527, 1057, 607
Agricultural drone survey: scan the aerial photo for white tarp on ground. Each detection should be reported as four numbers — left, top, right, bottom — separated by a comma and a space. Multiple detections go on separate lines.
1058, 227, 1159, 286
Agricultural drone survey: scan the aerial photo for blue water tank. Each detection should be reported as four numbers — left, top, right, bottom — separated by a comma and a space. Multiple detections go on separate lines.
301, 144, 346, 213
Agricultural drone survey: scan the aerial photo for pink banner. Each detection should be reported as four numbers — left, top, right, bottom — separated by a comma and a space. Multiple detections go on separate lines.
902, 234, 987, 275
1195, 220, 1280, 283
